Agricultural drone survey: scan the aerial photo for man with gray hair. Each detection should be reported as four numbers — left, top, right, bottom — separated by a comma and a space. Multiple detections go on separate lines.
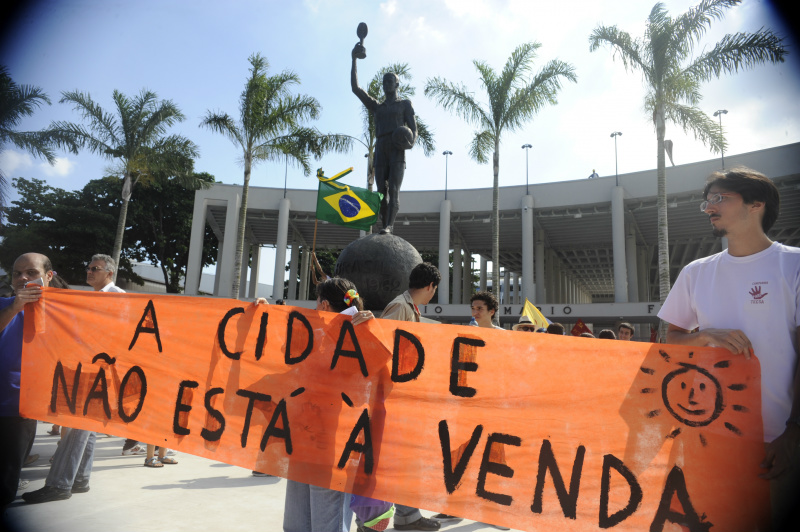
23, 254, 126, 503
85, 254, 124, 293
85, 255, 143, 453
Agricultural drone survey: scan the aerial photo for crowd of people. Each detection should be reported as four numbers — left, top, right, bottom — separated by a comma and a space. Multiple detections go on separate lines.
1, 167, 798, 530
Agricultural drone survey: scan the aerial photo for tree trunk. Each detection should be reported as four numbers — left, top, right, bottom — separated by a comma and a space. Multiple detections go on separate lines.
231, 154, 252, 298
491, 141, 500, 298
111, 172, 132, 282
655, 100, 670, 342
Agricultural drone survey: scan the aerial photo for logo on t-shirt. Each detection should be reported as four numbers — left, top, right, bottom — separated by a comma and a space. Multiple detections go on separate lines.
748, 282, 768, 304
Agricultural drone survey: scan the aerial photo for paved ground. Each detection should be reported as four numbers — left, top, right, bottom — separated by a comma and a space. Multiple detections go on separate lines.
4, 422, 520, 532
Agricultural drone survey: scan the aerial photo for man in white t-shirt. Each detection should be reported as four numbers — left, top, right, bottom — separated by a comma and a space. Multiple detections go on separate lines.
658, 167, 799, 529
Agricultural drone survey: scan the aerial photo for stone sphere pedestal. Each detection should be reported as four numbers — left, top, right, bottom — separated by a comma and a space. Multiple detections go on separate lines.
334, 233, 422, 311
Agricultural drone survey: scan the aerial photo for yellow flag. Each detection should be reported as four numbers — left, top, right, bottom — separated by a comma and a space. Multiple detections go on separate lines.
522, 299, 549, 329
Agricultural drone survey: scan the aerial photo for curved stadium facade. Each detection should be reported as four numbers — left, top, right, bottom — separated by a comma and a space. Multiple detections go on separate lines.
185, 143, 800, 339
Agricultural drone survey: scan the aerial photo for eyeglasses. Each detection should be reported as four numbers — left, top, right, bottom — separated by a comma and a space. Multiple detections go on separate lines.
699, 193, 736, 212
86, 266, 107, 273
517, 326, 536, 332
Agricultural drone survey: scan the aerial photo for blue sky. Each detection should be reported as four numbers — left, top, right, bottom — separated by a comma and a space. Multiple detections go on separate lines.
3, 0, 798, 195
2, 0, 798, 286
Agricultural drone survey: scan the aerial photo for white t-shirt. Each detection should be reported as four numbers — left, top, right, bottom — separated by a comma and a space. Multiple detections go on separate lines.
100, 282, 125, 293
658, 242, 800, 442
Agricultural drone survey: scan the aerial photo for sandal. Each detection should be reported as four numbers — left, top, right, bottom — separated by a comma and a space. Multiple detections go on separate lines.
144, 457, 163, 468
158, 457, 178, 465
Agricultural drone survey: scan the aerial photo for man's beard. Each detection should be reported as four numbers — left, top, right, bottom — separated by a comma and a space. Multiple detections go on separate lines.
712, 227, 727, 238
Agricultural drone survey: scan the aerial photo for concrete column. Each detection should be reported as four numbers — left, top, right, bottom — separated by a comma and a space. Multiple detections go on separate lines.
213, 243, 224, 296
248, 244, 261, 299
568, 276, 574, 304
535, 230, 545, 304
721, 237, 728, 251
272, 197, 291, 300
218, 194, 241, 298
546, 250, 555, 304
638, 247, 649, 302
552, 267, 559, 304
503, 268, 511, 304
185, 198, 207, 295
462, 252, 472, 301
480, 256, 488, 292
521, 195, 535, 303
611, 186, 629, 302
438, 200, 451, 305
287, 242, 299, 300
299, 248, 310, 301
625, 224, 639, 302
239, 242, 250, 299
452, 241, 462, 305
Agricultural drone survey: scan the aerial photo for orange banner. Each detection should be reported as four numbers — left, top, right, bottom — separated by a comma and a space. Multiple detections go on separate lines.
20, 289, 769, 531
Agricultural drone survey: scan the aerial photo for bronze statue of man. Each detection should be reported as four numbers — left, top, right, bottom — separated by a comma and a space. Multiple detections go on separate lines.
351, 44, 417, 234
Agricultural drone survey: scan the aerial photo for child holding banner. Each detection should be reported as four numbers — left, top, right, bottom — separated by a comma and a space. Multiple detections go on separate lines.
283, 278, 375, 532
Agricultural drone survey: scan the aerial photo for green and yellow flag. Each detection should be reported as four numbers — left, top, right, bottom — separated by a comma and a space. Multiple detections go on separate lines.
316, 167, 383, 231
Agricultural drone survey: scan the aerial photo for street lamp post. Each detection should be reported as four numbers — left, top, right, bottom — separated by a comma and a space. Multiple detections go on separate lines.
610, 132, 622, 186
442, 150, 452, 199
521, 144, 532, 195
713, 109, 728, 169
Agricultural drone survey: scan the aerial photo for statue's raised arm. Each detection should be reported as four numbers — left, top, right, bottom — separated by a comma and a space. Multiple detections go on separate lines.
351, 45, 377, 112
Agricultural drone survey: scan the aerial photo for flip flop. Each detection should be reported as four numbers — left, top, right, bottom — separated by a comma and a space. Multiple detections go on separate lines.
158, 457, 178, 465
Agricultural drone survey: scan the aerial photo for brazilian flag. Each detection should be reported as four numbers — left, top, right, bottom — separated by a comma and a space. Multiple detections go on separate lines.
316, 167, 383, 231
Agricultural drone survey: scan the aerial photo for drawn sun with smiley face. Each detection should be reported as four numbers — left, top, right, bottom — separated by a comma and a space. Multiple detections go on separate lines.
638, 350, 752, 446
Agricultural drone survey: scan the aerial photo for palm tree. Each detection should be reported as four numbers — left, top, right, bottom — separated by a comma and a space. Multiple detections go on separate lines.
0, 66, 78, 214
425, 43, 576, 295
54, 89, 198, 277
589, 0, 786, 339
201, 53, 351, 297
359, 63, 435, 190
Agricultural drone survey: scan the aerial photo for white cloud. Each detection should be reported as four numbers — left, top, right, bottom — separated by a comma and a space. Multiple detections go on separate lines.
39, 157, 75, 177
0, 150, 34, 175
380, 0, 397, 16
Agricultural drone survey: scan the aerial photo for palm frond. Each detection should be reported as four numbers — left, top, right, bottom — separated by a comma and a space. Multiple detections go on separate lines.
670, 0, 739, 58
502, 59, 577, 133
139, 96, 185, 147
468, 129, 495, 164
424, 77, 491, 130
414, 117, 436, 157
589, 26, 651, 82
496, 43, 541, 109
2, 127, 79, 164
264, 93, 321, 135
0, 66, 52, 131
200, 112, 244, 147
663, 102, 725, 153
60, 90, 121, 149
48, 120, 113, 158
683, 29, 787, 82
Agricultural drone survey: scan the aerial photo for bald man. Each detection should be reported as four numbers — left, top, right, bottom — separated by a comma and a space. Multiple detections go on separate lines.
1, 253, 54, 509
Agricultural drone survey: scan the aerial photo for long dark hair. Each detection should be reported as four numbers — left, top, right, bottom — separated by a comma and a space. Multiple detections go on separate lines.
316, 277, 364, 313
